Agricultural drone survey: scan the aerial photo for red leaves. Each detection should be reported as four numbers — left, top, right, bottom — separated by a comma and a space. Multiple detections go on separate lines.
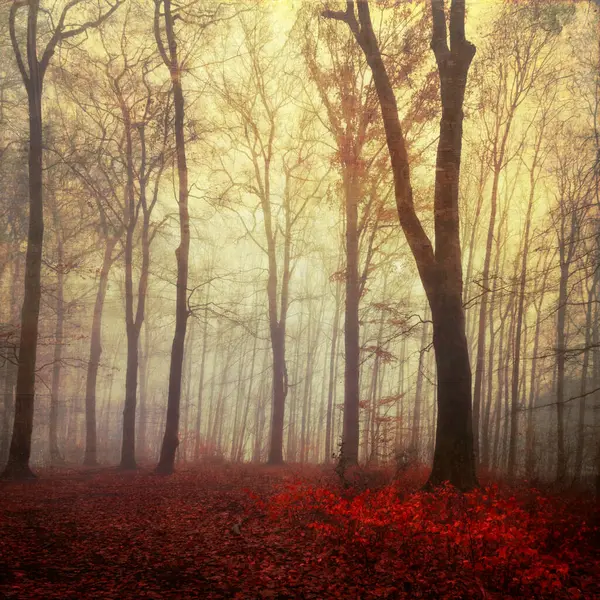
266, 478, 600, 599
0, 467, 598, 599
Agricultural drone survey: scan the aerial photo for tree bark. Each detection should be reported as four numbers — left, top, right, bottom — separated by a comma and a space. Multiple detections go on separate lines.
49, 209, 64, 464
84, 237, 117, 466
156, 0, 191, 474
3, 2, 44, 480
341, 171, 361, 465
555, 211, 576, 485
410, 308, 430, 460
325, 280, 341, 463
194, 288, 210, 461
324, 0, 477, 488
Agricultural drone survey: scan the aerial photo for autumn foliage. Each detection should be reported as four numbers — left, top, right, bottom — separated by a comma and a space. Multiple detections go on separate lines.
0, 465, 598, 599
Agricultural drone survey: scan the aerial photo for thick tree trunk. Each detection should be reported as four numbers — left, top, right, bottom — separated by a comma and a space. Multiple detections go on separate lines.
324, 0, 477, 489
341, 173, 361, 465
267, 326, 287, 464
2, 50, 43, 480
427, 289, 476, 489
1, 361, 16, 468
1, 258, 20, 468
84, 237, 116, 466
121, 324, 140, 469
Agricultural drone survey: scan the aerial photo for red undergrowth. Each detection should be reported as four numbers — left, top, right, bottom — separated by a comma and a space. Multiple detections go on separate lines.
0, 465, 598, 599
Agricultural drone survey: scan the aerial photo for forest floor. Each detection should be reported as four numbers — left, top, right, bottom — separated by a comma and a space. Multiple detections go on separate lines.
0, 463, 598, 599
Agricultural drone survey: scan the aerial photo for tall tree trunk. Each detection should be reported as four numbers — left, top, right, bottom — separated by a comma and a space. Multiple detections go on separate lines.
236, 333, 258, 462
120, 124, 146, 470
231, 336, 247, 460
325, 0, 477, 489
525, 261, 549, 479
574, 275, 595, 481
395, 335, 407, 452
410, 308, 429, 460
194, 288, 210, 461
4, 0, 120, 481
287, 308, 303, 462
156, 0, 191, 474
84, 237, 117, 466
555, 213, 576, 485
182, 321, 195, 462
1, 258, 20, 467
480, 283, 496, 470
507, 128, 542, 477
325, 280, 341, 463
3, 4, 44, 480
342, 172, 361, 465
49, 214, 64, 464
138, 319, 151, 462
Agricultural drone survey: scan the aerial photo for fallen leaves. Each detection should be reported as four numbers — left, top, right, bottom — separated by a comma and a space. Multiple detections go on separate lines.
0, 465, 598, 599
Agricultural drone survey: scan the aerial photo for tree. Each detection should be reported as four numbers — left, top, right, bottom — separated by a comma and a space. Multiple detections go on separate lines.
209, 11, 325, 464
324, 0, 477, 489
2, 0, 121, 480
154, 0, 191, 474
302, 1, 432, 465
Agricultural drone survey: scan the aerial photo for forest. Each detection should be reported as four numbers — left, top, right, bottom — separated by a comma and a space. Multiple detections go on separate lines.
0, 0, 599, 598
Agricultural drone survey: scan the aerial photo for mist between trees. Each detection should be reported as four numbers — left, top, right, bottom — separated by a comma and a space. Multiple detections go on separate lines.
0, 0, 598, 491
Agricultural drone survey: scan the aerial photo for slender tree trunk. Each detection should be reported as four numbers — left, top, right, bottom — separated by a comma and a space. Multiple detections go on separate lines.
300, 301, 314, 463
395, 336, 407, 452
592, 289, 600, 496
480, 286, 496, 469
157, 0, 191, 474
194, 289, 210, 460
492, 294, 512, 472
556, 215, 576, 485
138, 319, 151, 462
49, 218, 64, 464
231, 337, 247, 460
525, 271, 547, 479
287, 308, 303, 462
574, 276, 595, 481
120, 106, 143, 471
253, 348, 270, 462
411, 308, 429, 460
507, 134, 542, 477
325, 281, 341, 463
84, 237, 117, 466
181, 321, 195, 462
502, 290, 517, 472
237, 333, 258, 462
